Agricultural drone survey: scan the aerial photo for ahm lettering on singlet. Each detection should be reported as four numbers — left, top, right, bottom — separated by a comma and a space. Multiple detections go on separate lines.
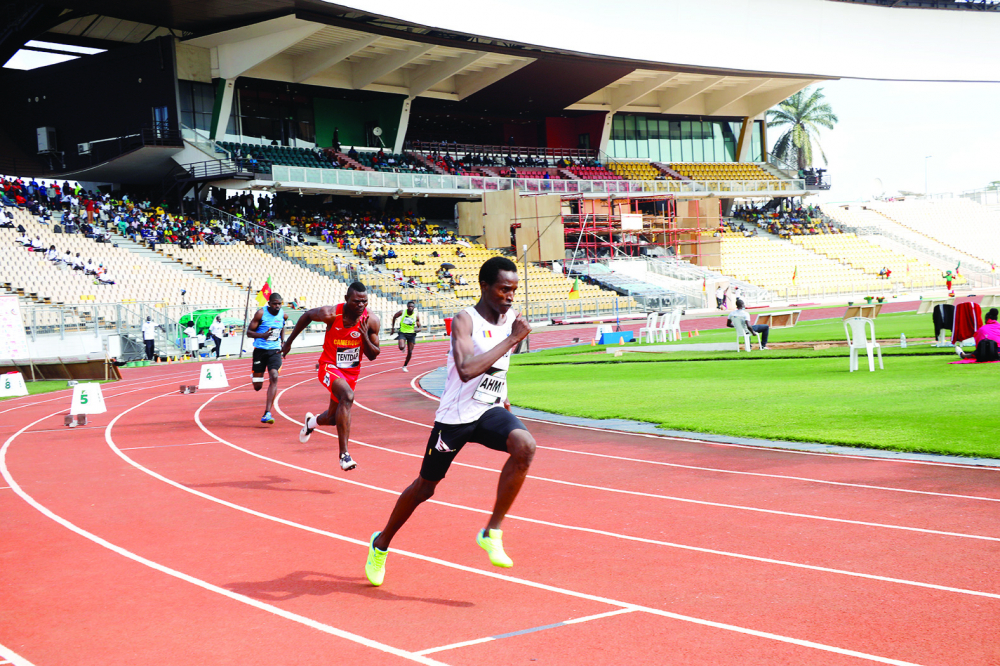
473, 368, 507, 405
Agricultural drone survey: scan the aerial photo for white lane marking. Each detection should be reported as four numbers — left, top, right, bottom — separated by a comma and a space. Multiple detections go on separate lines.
405, 372, 1000, 502
290, 382, 1000, 543
0, 401, 450, 666
0, 645, 32, 666
119, 442, 216, 451
414, 608, 637, 656
220, 389, 1000, 600
133, 396, 929, 666
0, 486, 11, 490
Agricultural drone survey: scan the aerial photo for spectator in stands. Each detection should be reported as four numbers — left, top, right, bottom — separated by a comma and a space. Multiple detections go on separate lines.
16, 231, 30, 247
30, 235, 44, 251
715, 285, 724, 310
71, 253, 84, 271
44, 245, 57, 261
96, 267, 115, 285
59, 249, 72, 265
957, 309, 1000, 362
729, 299, 770, 350
84, 258, 97, 275
141, 316, 159, 360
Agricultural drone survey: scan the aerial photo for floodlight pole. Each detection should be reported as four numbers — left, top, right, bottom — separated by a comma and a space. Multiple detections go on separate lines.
522, 243, 529, 352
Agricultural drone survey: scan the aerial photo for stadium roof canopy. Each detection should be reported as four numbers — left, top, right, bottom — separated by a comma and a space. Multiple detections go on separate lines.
11, 0, 831, 120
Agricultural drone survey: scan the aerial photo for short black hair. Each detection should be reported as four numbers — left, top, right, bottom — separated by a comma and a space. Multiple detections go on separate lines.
735, 298, 745, 309
479, 256, 518, 285
987, 308, 998, 322
407, 300, 415, 307
347, 281, 367, 296
269, 292, 282, 302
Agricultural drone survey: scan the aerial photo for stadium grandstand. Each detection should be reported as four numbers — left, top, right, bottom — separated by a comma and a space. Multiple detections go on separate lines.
1, 0, 998, 361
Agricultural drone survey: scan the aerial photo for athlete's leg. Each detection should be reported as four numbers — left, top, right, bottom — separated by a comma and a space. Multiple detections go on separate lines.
252, 372, 265, 391
372, 475, 439, 551
485, 429, 536, 533
264, 366, 279, 412
404, 340, 414, 367
315, 376, 353, 457
397, 336, 406, 352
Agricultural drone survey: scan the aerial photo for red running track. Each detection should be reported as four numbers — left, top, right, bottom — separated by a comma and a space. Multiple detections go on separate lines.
1, 327, 999, 666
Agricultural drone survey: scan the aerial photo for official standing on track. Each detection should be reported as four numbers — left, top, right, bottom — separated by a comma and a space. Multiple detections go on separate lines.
141, 316, 157, 361
365, 256, 534, 586
281, 282, 381, 471
390, 301, 421, 372
209, 315, 225, 359
246, 293, 288, 425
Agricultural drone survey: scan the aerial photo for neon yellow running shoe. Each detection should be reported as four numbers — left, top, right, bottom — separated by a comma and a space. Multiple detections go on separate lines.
365, 531, 387, 586
476, 528, 513, 568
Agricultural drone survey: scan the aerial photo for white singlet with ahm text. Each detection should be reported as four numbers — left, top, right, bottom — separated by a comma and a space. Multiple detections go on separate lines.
435, 306, 514, 424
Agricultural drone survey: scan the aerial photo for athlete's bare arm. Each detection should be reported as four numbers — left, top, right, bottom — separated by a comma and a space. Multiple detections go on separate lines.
390, 310, 403, 334
415, 315, 422, 332
451, 310, 531, 383
280, 305, 337, 357
245, 309, 267, 339
358, 313, 381, 361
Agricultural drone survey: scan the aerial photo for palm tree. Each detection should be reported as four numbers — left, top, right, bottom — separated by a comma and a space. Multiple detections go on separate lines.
767, 87, 838, 172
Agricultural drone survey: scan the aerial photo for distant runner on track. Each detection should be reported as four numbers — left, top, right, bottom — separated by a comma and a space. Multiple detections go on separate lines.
390, 301, 421, 372
246, 292, 288, 425
281, 282, 380, 471
365, 256, 534, 586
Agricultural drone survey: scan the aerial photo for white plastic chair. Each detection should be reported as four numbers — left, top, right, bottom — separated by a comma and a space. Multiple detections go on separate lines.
638, 312, 658, 343
732, 316, 754, 352
844, 317, 883, 372
664, 310, 682, 342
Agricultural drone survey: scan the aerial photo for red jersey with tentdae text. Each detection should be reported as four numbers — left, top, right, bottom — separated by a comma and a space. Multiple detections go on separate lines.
318, 304, 368, 384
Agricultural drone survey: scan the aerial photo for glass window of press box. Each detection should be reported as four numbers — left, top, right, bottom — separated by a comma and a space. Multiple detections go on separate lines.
608, 116, 763, 163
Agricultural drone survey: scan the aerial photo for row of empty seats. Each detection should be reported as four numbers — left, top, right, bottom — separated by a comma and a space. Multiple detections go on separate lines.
608, 162, 670, 181
670, 163, 778, 182
864, 199, 999, 268
720, 236, 893, 293
790, 233, 958, 288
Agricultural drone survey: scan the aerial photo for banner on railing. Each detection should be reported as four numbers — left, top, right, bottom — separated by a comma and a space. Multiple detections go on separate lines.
0, 295, 29, 360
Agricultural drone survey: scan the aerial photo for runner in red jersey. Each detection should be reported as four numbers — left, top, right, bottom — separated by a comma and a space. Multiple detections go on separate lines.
281, 282, 381, 470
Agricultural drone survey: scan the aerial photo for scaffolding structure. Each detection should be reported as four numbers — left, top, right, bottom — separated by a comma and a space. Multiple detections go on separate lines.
560, 194, 721, 267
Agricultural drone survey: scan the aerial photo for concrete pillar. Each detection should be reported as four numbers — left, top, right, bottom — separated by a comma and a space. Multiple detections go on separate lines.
392, 97, 413, 154
210, 78, 236, 142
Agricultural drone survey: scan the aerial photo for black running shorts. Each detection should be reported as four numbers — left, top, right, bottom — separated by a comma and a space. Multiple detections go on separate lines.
397, 331, 417, 344
419, 407, 527, 482
252, 348, 283, 373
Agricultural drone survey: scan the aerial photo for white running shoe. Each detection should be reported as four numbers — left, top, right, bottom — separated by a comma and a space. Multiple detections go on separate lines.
402, 366, 409, 372
299, 412, 315, 443
340, 452, 357, 471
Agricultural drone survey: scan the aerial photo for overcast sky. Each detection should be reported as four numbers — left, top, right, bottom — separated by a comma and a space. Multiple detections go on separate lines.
6, 48, 999, 203
806, 78, 1000, 203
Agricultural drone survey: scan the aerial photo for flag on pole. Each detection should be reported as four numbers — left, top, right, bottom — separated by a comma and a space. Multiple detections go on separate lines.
568, 277, 581, 299
954, 261, 962, 277
702, 277, 706, 292
792, 266, 798, 284
255, 276, 274, 307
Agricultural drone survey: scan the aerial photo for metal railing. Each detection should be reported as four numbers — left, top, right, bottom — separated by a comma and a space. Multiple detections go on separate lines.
269, 165, 805, 196
406, 141, 598, 161
180, 124, 232, 159
197, 204, 301, 254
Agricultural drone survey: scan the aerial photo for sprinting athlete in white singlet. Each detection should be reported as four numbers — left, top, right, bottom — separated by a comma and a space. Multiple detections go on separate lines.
365, 256, 534, 586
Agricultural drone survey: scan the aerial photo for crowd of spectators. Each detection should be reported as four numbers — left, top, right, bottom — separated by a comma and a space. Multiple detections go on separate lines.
732, 202, 841, 237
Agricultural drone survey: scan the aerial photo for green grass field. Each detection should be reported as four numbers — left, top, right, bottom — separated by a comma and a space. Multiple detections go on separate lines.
511, 312, 999, 458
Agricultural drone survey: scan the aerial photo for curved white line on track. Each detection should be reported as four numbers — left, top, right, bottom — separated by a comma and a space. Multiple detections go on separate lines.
402, 371, 1000, 501
124, 392, 929, 665
211, 381, 1000, 600
0, 395, 449, 666
0, 642, 35, 666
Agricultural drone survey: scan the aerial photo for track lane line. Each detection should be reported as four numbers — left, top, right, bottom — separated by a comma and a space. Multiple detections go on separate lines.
273, 378, 1000, 543
0, 642, 34, 666
0, 398, 451, 666
402, 371, 1000, 502
209, 385, 1000, 600
121, 393, 932, 665
413, 608, 638, 656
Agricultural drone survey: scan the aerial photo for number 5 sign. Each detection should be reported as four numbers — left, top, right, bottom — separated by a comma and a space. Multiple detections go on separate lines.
70, 382, 107, 415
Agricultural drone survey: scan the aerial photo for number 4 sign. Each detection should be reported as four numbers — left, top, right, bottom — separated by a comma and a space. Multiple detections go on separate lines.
70, 383, 107, 415
198, 363, 229, 389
